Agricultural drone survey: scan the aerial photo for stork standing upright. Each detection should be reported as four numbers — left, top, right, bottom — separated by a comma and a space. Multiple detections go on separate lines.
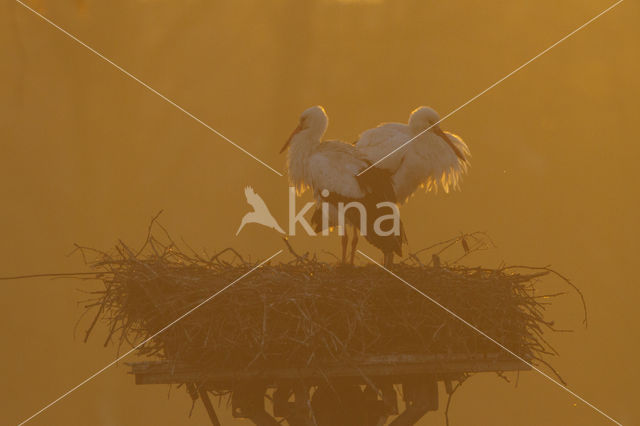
280, 106, 405, 266
356, 107, 471, 203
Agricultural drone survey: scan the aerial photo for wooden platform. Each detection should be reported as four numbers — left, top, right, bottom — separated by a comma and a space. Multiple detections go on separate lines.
130, 352, 528, 386
130, 352, 528, 388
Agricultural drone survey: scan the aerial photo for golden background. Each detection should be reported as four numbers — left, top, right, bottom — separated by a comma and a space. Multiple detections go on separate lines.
1, 0, 638, 424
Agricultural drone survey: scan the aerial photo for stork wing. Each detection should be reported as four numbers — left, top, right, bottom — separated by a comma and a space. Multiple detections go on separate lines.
308, 142, 367, 199
446, 131, 472, 161
355, 123, 411, 173
396, 131, 471, 199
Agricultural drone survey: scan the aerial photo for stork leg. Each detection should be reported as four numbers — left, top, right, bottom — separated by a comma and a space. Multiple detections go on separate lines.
383, 252, 394, 268
349, 226, 359, 265
341, 231, 348, 264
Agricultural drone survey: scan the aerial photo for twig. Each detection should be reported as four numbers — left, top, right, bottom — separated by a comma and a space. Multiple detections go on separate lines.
502, 265, 588, 327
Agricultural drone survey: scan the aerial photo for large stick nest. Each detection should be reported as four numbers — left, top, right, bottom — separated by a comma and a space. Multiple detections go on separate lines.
80, 225, 583, 383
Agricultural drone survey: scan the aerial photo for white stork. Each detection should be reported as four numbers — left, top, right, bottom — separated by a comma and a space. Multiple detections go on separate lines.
280, 106, 405, 266
356, 106, 471, 203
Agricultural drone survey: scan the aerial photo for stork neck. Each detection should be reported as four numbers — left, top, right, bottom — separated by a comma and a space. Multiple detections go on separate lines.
288, 133, 315, 172
287, 131, 319, 193
291, 127, 323, 158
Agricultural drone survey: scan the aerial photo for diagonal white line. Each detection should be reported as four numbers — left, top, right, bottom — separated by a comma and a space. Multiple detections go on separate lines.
15, 0, 283, 177
357, 250, 623, 426
358, 0, 624, 176
17, 250, 282, 426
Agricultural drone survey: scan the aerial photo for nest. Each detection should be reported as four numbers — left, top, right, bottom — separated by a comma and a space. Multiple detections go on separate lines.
79, 225, 582, 386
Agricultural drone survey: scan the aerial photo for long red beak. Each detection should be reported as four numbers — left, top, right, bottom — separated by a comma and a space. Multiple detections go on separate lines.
280, 124, 302, 153
434, 126, 465, 160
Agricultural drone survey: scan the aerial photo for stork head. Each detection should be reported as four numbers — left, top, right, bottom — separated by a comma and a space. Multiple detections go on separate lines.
280, 106, 328, 153
408, 106, 465, 160
408, 106, 440, 133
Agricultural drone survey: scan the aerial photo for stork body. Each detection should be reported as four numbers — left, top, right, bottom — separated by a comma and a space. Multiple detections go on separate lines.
281, 106, 405, 266
356, 107, 471, 203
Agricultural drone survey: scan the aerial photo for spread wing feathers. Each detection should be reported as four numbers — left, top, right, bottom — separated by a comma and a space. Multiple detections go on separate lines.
394, 131, 470, 200
357, 124, 471, 203
307, 141, 368, 199
446, 131, 472, 160
356, 123, 411, 172
244, 186, 270, 211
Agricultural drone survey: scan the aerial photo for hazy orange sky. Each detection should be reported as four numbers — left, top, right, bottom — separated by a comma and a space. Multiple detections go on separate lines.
2, 0, 639, 424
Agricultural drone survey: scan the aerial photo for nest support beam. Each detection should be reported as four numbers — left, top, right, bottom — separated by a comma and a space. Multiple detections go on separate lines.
130, 359, 529, 426
228, 376, 436, 426
389, 376, 439, 426
273, 384, 316, 426
199, 389, 222, 426
313, 383, 396, 426
232, 383, 280, 426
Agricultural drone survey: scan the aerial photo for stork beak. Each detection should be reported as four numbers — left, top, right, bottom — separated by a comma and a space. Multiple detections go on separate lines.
434, 126, 465, 160
280, 124, 302, 153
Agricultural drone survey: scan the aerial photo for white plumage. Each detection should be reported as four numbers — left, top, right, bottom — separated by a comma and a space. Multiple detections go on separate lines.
280, 106, 404, 265
299, 141, 368, 201
356, 106, 471, 203
282, 106, 369, 209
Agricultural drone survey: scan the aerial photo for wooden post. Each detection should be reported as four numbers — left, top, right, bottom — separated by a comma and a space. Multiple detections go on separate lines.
232, 383, 280, 426
389, 376, 438, 426
289, 384, 314, 426
199, 389, 222, 426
